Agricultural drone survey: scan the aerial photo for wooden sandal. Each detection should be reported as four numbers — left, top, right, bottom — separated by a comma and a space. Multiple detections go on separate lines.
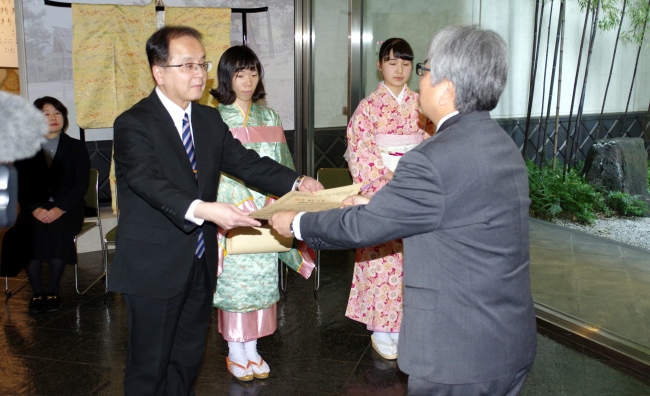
371, 335, 397, 360
248, 357, 270, 379
226, 357, 254, 381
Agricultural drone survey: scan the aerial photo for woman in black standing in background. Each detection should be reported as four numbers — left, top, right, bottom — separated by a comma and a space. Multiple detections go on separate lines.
7, 96, 90, 313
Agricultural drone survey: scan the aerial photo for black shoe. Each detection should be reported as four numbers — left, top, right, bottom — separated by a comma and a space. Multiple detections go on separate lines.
45, 293, 61, 312
28, 294, 46, 314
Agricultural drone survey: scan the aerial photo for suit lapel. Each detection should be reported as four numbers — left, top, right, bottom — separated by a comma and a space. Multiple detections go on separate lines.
432, 112, 493, 143
48, 134, 70, 181
51, 133, 71, 165
148, 91, 198, 190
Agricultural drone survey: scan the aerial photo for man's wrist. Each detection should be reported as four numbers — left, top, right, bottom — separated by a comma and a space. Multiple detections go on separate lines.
187, 200, 205, 225
291, 212, 305, 240
292, 175, 306, 191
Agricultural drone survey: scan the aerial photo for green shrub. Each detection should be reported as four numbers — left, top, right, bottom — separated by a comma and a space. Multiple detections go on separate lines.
527, 160, 609, 224
527, 160, 649, 224
605, 190, 648, 216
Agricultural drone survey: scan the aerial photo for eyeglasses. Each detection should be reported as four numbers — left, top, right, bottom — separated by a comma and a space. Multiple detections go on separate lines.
162, 62, 213, 73
416, 63, 430, 76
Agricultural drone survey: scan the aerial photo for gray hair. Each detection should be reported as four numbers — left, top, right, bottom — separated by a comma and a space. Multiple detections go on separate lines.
424, 25, 508, 113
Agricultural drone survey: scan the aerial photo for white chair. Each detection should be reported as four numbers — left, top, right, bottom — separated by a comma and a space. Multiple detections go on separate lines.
73, 169, 106, 295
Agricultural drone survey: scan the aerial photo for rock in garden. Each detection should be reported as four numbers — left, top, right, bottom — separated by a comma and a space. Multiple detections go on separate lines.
582, 137, 650, 203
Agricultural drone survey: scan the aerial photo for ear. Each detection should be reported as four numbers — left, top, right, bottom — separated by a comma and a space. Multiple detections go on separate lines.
152, 66, 165, 86
376, 59, 381, 72
439, 80, 456, 107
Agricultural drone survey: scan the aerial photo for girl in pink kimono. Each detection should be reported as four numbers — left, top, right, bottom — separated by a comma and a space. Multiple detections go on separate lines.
345, 38, 435, 360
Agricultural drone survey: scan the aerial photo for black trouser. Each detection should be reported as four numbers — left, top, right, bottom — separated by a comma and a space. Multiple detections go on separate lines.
123, 256, 212, 396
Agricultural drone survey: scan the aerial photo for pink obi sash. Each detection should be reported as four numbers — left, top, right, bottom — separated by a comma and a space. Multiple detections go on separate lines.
375, 133, 423, 172
230, 125, 286, 144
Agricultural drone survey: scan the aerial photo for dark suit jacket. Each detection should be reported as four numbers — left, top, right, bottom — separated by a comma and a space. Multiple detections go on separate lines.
110, 90, 298, 299
16, 133, 90, 213
300, 112, 537, 384
1, 133, 90, 274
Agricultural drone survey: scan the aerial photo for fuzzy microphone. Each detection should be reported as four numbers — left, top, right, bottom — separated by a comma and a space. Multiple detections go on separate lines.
0, 91, 47, 163
0, 91, 47, 228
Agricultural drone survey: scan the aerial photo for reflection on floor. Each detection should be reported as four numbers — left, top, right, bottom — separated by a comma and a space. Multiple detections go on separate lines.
1, 234, 650, 395
530, 218, 650, 347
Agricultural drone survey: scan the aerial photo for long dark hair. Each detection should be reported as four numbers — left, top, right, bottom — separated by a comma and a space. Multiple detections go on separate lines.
378, 38, 414, 63
33, 96, 69, 133
210, 46, 266, 105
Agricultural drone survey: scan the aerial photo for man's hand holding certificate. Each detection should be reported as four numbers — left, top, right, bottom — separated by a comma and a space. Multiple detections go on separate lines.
250, 184, 362, 220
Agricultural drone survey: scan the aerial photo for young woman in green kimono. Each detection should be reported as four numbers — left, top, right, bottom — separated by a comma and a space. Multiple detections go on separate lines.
210, 46, 314, 382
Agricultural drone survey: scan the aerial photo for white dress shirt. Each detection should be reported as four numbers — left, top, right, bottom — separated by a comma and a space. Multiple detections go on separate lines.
155, 87, 204, 226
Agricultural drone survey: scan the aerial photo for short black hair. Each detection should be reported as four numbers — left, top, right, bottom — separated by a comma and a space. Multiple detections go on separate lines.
33, 96, 69, 133
378, 38, 414, 63
146, 26, 203, 68
209, 45, 266, 105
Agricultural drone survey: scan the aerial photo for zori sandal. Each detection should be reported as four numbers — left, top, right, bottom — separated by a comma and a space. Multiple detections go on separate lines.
226, 357, 254, 381
249, 357, 270, 379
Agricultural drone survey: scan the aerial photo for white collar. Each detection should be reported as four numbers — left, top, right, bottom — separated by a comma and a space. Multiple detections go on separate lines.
155, 87, 193, 133
381, 82, 407, 104
437, 111, 460, 130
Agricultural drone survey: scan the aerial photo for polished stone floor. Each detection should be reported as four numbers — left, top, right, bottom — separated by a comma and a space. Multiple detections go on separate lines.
2, 226, 650, 395
530, 218, 650, 347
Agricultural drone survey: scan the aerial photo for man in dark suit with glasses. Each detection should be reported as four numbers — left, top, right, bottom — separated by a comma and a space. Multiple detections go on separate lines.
112, 26, 321, 395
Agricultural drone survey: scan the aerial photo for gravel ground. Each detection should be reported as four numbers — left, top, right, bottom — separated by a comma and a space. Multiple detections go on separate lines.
553, 216, 650, 251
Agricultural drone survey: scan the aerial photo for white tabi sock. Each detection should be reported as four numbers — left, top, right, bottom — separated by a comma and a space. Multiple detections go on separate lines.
243, 339, 270, 375
372, 331, 393, 345
243, 339, 261, 362
228, 341, 247, 364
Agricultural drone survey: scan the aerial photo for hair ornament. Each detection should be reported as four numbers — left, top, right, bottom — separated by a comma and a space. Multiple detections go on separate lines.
376, 40, 384, 54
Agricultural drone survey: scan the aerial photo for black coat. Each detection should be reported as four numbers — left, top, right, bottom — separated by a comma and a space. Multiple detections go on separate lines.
1, 133, 91, 276
110, 90, 299, 298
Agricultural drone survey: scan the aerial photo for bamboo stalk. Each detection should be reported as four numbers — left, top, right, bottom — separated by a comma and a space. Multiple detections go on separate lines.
569, 0, 601, 170
597, 0, 627, 140
622, 0, 650, 133
523, 0, 543, 158
563, 0, 592, 179
541, 1, 564, 166
536, 0, 556, 168
553, 0, 566, 171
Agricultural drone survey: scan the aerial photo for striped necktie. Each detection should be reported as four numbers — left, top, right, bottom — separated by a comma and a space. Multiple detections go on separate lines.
182, 113, 205, 259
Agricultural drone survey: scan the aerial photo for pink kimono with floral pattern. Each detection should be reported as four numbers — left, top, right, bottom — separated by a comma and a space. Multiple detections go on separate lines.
345, 83, 435, 332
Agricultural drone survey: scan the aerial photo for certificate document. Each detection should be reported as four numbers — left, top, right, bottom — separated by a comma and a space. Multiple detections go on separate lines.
250, 184, 362, 220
